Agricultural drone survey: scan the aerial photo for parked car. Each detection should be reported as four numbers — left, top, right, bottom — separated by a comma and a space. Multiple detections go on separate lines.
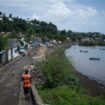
19, 46, 27, 56
44, 42, 54, 47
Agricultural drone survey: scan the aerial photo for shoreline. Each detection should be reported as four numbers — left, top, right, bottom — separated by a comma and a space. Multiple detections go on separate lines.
47, 43, 105, 97
74, 70, 105, 97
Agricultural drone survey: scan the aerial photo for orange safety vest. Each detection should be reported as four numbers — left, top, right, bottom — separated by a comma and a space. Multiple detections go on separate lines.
22, 74, 31, 88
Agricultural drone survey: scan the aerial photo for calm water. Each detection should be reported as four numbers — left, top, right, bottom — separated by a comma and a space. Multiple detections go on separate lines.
65, 45, 105, 85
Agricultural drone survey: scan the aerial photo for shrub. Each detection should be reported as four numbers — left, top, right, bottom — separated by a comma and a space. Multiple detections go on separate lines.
37, 47, 105, 105
39, 86, 105, 105
39, 48, 78, 88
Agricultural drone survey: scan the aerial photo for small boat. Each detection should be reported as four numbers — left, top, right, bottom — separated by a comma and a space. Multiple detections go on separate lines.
100, 48, 105, 50
89, 58, 100, 60
80, 50, 88, 53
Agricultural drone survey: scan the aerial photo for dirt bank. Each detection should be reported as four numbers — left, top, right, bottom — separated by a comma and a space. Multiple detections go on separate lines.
33, 45, 47, 62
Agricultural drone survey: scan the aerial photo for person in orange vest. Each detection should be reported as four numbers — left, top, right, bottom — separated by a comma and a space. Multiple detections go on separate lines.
22, 68, 31, 99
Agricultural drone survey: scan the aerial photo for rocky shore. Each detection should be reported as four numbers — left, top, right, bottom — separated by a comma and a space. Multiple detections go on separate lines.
74, 70, 105, 97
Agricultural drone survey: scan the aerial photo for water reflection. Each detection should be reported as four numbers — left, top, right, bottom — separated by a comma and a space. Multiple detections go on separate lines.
65, 45, 105, 85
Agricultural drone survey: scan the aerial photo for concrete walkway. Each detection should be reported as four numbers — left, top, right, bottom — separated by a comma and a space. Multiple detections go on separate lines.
0, 46, 46, 105
0, 55, 33, 105
18, 83, 34, 105
0, 46, 37, 105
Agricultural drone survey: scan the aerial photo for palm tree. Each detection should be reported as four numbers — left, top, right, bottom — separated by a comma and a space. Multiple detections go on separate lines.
2, 13, 5, 17
9, 14, 13, 21
9, 14, 12, 18
0, 12, 2, 17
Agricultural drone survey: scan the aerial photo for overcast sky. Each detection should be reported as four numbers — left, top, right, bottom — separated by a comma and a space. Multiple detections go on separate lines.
0, 0, 105, 33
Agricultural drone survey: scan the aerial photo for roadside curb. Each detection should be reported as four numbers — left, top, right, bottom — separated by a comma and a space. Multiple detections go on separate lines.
31, 84, 44, 105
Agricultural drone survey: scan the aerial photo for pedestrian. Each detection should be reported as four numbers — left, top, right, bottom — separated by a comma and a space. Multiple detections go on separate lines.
22, 68, 31, 99
12, 67, 15, 75
28, 51, 31, 56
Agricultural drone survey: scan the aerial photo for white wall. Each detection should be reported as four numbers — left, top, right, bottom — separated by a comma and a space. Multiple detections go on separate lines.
8, 49, 12, 61
13, 47, 19, 58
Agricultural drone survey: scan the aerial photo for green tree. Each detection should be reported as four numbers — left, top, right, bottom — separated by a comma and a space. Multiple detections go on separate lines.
8, 31, 17, 38
0, 36, 8, 51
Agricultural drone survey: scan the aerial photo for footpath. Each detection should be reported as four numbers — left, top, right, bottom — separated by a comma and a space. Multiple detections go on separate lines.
18, 45, 47, 105
18, 82, 33, 105
0, 45, 48, 105
0, 53, 33, 105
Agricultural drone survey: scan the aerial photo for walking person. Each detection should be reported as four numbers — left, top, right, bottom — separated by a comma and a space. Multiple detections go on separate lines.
22, 68, 31, 100
12, 67, 15, 75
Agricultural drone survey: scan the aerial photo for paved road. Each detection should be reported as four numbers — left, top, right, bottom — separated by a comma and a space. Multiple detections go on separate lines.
0, 55, 33, 105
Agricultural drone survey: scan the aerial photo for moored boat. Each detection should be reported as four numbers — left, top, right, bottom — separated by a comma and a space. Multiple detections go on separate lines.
80, 50, 88, 53
100, 48, 105, 50
89, 58, 100, 60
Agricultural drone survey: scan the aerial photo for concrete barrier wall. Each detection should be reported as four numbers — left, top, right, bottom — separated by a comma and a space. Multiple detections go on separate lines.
13, 47, 19, 58
0, 47, 20, 65
31, 85, 44, 105
8, 49, 12, 61
0, 51, 6, 64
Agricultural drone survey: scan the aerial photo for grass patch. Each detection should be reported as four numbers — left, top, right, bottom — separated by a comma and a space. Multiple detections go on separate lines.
37, 47, 105, 105
39, 85, 105, 105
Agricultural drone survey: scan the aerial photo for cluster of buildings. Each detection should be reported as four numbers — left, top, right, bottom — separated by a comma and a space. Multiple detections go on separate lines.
0, 33, 62, 65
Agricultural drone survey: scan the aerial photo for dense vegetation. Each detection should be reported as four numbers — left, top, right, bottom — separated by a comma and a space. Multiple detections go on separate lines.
79, 41, 105, 46
38, 47, 105, 105
0, 12, 105, 43
38, 48, 80, 89
0, 11, 105, 49
0, 36, 8, 51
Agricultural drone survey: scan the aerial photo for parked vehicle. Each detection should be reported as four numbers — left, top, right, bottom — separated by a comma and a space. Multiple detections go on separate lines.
19, 46, 27, 56
80, 50, 88, 53
89, 58, 100, 60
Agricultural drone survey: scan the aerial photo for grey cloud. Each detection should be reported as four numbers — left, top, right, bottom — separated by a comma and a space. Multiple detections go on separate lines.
0, 0, 105, 33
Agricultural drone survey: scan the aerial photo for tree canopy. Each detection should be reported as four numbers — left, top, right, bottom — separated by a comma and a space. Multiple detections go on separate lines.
0, 12, 105, 43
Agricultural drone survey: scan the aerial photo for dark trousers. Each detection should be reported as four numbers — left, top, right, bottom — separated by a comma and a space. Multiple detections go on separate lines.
23, 87, 31, 95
